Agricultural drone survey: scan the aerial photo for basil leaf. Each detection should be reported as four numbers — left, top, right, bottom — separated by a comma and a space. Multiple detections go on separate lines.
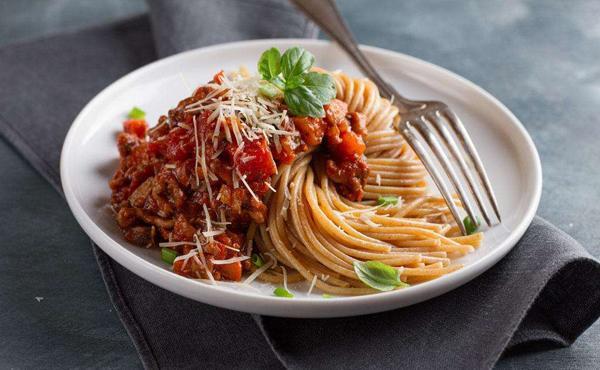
258, 82, 282, 99
353, 261, 409, 291
128, 107, 146, 120
258, 47, 334, 117
257, 47, 281, 80
281, 46, 315, 79
463, 216, 480, 235
271, 75, 286, 90
273, 287, 294, 298
251, 253, 264, 268
302, 72, 336, 104
285, 75, 305, 90
284, 85, 325, 117
377, 196, 399, 206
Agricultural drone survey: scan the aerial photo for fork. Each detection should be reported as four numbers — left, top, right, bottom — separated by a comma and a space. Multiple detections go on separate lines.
291, 0, 501, 235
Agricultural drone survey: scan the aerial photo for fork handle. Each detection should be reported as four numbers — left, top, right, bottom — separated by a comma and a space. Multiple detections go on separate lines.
290, 0, 408, 112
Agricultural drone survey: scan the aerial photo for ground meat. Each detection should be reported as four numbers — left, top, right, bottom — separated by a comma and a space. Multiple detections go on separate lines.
347, 112, 367, 137
148, 115, 171, 139
289, 99, 370, 201
324, 99, 348, 126
128, 177, 154, 208
123, 226, 154, 247
325, 158, 369, 201
172, 214, 197, 241
116, 132, 141, 157
322, 99, 369, 201
134, 208, 175, 229
116, 207, 138, 229
110, 82, 373, 282
217, 185, 267, 225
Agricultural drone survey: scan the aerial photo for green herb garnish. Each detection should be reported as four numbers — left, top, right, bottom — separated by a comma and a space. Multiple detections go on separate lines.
161, 248, 178, 265
257, 47, 336, 117
463, 216, 480, 235
376, 196, 399, 206
353, 261, 409, 292
322, 294, 334, 299
251, 253, 264, 268
128, 106, 146, 120
258, 48, 281, 79
273, 287, 294, 298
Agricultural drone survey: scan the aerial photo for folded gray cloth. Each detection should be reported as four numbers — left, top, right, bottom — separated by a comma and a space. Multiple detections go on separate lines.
0, 1, 598, 369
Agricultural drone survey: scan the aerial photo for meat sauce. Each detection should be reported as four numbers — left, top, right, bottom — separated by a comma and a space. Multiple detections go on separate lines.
110, 74, 368, 282
294, 99, 369, 201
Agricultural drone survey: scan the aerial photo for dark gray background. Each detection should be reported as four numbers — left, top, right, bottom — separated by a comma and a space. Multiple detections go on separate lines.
0, 0, 598, 368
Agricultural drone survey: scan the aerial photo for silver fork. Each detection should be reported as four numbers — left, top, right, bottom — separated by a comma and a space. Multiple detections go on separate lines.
291, 0, 501, 235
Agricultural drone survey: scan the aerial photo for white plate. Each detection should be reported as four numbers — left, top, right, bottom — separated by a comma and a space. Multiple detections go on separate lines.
61, 39, 541, 318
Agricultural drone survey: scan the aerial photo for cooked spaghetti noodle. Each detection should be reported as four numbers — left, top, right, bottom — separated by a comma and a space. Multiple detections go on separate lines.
253, 71, 481, 295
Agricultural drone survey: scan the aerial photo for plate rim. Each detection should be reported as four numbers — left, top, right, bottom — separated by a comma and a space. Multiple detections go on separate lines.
60, 38, 542, 318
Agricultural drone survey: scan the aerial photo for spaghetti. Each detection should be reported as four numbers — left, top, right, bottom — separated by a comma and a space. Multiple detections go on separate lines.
109, 47, 482, 296
253, 71, 482, 295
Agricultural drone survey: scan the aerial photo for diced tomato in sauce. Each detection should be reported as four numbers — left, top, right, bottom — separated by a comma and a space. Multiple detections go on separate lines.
219, 262, 242, 281
271, 135, 297, 164
235, 138, 277, 183
305, 99, 369, 201
213, 70, 225, 84
123, 119, 147, 139
293, 116, 327, 146
331, 130, 366, 160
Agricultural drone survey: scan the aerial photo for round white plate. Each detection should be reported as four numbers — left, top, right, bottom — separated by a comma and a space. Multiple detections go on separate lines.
61, 39, 541, 318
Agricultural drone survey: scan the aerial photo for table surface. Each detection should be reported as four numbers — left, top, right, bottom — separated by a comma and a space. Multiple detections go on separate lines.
1, 0, 599, 368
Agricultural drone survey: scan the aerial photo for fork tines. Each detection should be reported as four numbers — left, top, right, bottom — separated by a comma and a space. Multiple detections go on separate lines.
397, 106, 501, 235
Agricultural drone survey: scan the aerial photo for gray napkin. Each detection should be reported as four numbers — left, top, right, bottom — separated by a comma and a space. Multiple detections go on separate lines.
0, 1, 598, 369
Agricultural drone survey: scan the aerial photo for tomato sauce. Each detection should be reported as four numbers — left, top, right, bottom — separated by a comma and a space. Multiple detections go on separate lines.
110, 79, 368, 282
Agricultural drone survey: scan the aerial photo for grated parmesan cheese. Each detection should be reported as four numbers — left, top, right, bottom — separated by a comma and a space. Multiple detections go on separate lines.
307, 275, 318, 295
265, 181, 277, 193
159, 241, 196, 248
199, 132, 213, 201
281, 266, 288, 291
211, 256, 250, 265
180, 73, 297, 150
202, 230, 225, 238
242, 258, 274, 285
237, 169, 259, 202
240, 155, 256, 164
192, 116, 201, 188
194, 234, 215, 285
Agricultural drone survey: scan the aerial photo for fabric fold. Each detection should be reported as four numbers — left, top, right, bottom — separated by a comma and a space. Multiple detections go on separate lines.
0, 1, 598, 369
146, 0, 319, 57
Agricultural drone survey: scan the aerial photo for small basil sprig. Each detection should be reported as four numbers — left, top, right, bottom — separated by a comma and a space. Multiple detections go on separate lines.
257, 47, 336, 117
463, 216, 480, 235
161, 248, 177, 265
273, 287, 294, 298
376, 196, 399, 206
251, 253, 264, 268
128, 106, 146, 120
353, 261, 409, 291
